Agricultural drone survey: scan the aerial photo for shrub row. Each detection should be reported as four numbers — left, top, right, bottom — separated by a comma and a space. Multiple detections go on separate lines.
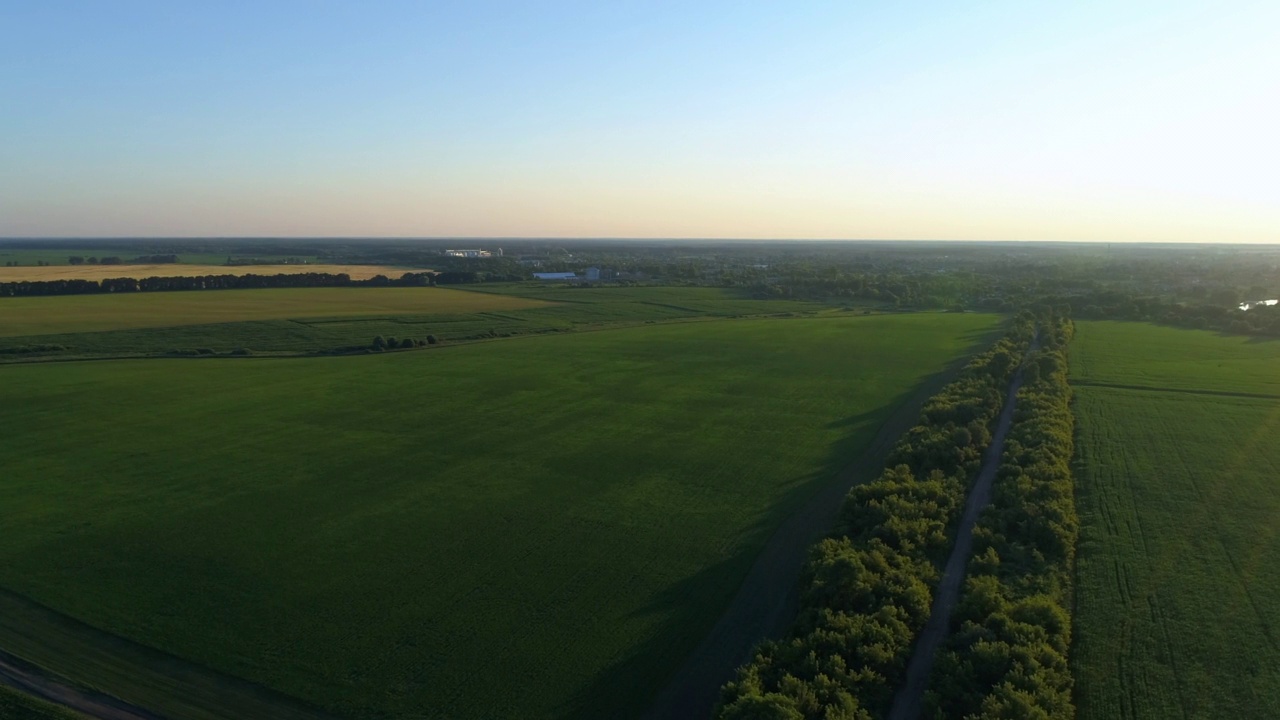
370, 335, 438, 351
0, 343, 69, 355
715, 313, 1036, 720
925, 315, 1078, 719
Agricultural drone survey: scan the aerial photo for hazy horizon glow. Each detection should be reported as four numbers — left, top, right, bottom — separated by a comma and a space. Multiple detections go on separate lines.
2, 1, 1277, 242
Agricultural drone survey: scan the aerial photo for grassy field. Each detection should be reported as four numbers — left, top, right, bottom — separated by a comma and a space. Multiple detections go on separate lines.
465, 283, 834, 319
0, 312, 999, 720
1070, 319, 1280, 395
0, 287, 549, 337
0, 285, 828, 359
1071, 321, 1280, 719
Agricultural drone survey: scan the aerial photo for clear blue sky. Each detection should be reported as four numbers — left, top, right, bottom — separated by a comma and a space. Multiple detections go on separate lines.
2, 1, 1276, 240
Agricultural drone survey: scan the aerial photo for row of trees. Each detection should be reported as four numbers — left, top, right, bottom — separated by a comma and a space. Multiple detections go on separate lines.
0, 272, 437, 297
926, 313, 1079, 718
1062, 290, 1280, 337
715, 313, 1037, 720
67, 255, 126, 265
751, 273, 934, 307
370, 335, 438, 351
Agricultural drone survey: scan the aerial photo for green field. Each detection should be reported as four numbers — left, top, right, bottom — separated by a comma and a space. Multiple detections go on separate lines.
1071, 321, 1280, 719
1070, 319, 1280, 395
0, 286, 552, 337
0, 286, 829, 360
0, 312, 999, 719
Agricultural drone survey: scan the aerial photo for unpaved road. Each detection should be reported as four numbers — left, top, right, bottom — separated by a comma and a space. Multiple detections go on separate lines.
644, 349, 992, 720
0, 650, 161, 720
886, 343, 1034, 720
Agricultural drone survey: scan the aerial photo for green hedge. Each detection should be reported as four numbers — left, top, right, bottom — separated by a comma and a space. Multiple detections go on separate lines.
926, 315, 1078, 719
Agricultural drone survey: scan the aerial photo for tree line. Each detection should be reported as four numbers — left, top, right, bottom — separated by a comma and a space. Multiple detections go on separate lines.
925, 311, 1078, 718
370, 334, 438, 351
66, 254, 178, 265
0, 272, 437, 297
1057, 290, 1280, 337
715, 313, 1038, 720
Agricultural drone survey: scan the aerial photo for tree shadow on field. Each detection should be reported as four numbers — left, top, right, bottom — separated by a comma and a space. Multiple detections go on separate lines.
559, 326, 1003, 720
1235, 333, 1280, 345
554, 547, 770, 720
558, 401, 943, 720
824, 408, 890, 431
557, 402, 914, 720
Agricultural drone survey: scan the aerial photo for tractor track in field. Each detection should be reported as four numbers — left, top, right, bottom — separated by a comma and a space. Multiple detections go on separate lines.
644, 335, 1000, 720
0, 586, 338, 720
0, 649, 162, 720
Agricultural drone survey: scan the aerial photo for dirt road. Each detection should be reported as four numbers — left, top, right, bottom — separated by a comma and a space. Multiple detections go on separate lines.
886, 343, 1034, 720
0, 650, 161, 720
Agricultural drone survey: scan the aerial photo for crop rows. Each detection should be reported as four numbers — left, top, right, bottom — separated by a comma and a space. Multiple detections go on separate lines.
1069, 320, 1280, 719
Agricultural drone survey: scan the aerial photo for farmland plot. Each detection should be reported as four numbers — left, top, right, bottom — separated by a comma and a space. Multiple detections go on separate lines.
1071, 321, 1280, 719
0, 286, 825, 360
0, 313, 998, 720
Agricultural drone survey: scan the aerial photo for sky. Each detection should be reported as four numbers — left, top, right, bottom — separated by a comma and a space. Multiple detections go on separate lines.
1, 0, 1277, 241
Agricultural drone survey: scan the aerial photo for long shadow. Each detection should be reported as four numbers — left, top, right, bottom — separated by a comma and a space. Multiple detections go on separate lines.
555, 543, 779, 720
555, 404, 906, 717
600, 327, 1005, 720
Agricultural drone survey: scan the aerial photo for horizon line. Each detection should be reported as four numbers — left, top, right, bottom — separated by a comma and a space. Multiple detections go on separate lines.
2, 236, 1277, 247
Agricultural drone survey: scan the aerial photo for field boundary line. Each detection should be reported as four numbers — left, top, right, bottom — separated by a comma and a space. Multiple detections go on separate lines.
1069, 379, 1280, 400
635, 300, 704, 312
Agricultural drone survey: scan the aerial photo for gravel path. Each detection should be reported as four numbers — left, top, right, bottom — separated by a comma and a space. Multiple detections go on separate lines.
886, 341, 1035, 720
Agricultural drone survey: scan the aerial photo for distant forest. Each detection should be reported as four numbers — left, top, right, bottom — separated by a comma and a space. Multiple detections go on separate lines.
3, 238, 1280, 336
